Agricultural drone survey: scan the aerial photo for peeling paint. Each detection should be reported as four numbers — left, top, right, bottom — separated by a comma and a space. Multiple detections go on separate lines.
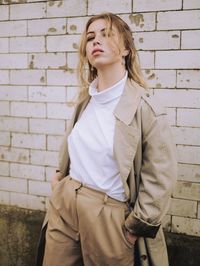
156, 83, 162, 88
172, 34, 179, 38
29, 61, 34, 69
62, 25, 66, 30
48, 27, 57, 33
195, 174, 200, 179
145, 69, 151, 74
49, 0, 55, 7
73, 43, 78, 49
70, 25, 77, 31
139, 37, 144, 43
0, 154, 5, 159
129, 14, 144, 27
40, 76, 45, 83
57, 0, 63, 8
148, 73, 155, 80
58, 64, 69, 71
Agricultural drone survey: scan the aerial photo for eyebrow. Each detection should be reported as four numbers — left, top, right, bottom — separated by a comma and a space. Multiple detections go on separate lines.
86, 28, 106, 35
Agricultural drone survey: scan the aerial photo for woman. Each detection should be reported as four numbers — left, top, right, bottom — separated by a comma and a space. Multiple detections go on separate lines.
36, 13, 177, 266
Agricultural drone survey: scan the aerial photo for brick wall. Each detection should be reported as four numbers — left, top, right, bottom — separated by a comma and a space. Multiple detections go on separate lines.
0, 0, 200, 237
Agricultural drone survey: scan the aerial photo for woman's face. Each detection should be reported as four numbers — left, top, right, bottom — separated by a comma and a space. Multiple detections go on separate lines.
85, 19, 127, 71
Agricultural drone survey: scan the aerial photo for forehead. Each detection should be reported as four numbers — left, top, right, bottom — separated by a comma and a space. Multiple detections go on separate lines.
87, 18, 114, 33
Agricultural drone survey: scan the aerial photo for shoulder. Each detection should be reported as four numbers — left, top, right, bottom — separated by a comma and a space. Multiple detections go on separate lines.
140, 90, 167, 117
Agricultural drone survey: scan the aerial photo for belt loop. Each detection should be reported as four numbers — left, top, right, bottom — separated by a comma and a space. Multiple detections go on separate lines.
75, 183, 82, 192
103, 194, 108, 204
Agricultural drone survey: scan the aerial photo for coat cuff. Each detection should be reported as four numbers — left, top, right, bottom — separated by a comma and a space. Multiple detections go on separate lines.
124, 212, 160, 238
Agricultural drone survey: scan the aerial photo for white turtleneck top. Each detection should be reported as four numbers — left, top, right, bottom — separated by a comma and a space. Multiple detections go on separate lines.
68, 72, 128, 201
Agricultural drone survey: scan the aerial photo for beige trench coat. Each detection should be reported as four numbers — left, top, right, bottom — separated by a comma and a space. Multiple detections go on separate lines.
37, 79, 177, 266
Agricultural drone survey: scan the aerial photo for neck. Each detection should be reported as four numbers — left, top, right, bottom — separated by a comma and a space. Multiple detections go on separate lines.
96, 65, 126, 92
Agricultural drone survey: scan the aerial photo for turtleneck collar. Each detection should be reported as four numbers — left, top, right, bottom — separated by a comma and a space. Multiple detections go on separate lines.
89, 71, 128, 104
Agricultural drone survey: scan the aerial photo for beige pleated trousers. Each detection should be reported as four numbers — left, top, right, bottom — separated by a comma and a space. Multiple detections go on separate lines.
43, 176, 134, 266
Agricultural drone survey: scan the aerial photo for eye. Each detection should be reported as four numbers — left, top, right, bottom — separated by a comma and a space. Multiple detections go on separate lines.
86, 35, 94, 42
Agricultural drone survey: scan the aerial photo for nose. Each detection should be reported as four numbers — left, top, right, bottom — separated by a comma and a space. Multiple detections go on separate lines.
93, 34, 101, 46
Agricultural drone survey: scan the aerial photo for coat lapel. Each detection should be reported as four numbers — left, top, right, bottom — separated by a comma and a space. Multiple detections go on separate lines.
113, 80, 142, 186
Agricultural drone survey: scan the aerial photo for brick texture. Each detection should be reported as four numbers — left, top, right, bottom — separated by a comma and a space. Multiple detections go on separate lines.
0, 0, 199, 238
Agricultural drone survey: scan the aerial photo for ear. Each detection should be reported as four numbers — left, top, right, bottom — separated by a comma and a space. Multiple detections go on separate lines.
122, 48, 129, 57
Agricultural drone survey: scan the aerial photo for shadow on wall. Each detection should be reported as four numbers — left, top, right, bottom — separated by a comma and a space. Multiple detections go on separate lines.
0, 205, 200, 266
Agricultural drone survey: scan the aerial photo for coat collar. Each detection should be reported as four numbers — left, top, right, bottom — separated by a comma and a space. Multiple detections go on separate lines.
114, 79, 144, 125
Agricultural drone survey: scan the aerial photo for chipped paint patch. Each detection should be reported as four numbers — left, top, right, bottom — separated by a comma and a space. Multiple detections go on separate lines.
129, 14, 144, 27
148, 73, 155, 80
73, 43, 78, 49
139, 37, 144, 43
48, 27, 57, 33
70, 25, 77, 31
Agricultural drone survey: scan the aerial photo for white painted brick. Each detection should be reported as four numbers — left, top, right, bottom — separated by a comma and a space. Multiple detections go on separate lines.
157, 10, 200, 30
0, 191, 9, 205
177, 109, 200, 127
28, 18, 66, 36
133, 0, 182, 12
88, 0, 131, 14
47, 0, 86, 17
0, 21, 26, 37
144, 70, 176, 88
0, 132, 10, 146
135, 31, 180, 50
10, 163, 45, 181
0, 38, 9, 53
178, 164, 200, 183
10, 2, 46, 20
67, 53, 79, 69
0, 86, 27, 101
154, 89, 200, 108
0, 147, 29, 163
0, 70, 9, 84
0, 117, 28, 133
10, 37, 45, 53
68, 17, 90, 34
11, 102, 46, 118
138, 51, 154, 69
30, 118, 65, 135
12, 133, 46, 150
0, 176, 27, 193
162, 214, 171, 231
47, 35, 80, 52
169, 198, 197, 218
177, 145, 200, 165
0, 162, 9, 176
67, 87, 78, 102
45, 166, 57, 182
155, 51, 200, 69
177, 70, 200, 89
28, 53, 66, 69
29, 86, 66, 102
121, 13, 156, 32
30, 150, 58, 167
172, 127, 200, 146
183, 0, 200, 9
173, 181, 200, 201
0, 5, 9, 20
29, 180, 51, 197
47, 135, 63, 151
10, 70, 46, 85
10, 192, 45, 211
166, 108, 176, 126
47, 103, 74, 119
172, 216, 200, 237
0, 101, 9, 116
47, 70, 78, 86
0, 54, 27, 69
182, 30, 200, 49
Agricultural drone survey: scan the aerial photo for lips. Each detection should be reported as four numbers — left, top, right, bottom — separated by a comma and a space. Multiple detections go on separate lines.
92, 48, 104, 55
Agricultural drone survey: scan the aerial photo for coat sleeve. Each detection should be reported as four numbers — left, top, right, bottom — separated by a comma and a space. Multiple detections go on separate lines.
125, 96, 177, 238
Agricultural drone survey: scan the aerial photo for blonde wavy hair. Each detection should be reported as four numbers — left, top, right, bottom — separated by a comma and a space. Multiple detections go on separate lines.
77, 12, 147, 103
